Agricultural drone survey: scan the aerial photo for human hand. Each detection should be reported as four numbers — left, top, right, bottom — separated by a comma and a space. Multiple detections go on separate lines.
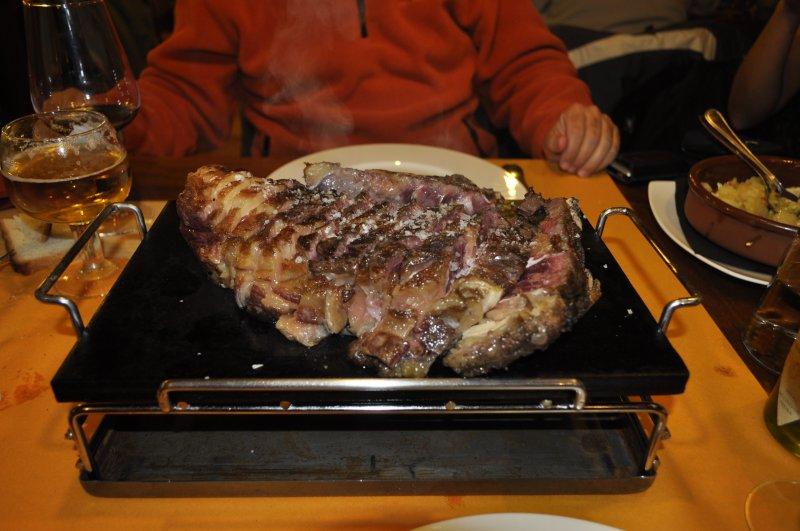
543, 103, 620, 177
41, 87, 87, 112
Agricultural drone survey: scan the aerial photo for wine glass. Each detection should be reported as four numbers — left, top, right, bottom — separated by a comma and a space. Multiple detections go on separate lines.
0, 110, 131, 297
23, 0, 139, 237
22, 0, 140, 130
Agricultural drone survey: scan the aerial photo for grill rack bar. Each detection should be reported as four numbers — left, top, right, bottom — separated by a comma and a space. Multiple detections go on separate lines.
156, 377, 588, 412
69, 377, 668, 477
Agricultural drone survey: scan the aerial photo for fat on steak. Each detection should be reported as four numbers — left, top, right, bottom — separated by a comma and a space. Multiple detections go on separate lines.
177, 163, 600, 377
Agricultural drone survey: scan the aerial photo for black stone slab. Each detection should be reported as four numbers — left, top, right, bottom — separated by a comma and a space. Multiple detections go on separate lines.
52, 202, 689, 403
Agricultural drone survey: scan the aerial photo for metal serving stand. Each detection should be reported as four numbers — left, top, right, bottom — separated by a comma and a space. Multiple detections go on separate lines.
39, 204, 700, 497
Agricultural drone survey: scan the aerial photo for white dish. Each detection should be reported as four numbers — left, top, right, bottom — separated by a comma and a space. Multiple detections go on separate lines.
647, 180, 771, 285
267, 143, 526, 199
413, 513, 620, 531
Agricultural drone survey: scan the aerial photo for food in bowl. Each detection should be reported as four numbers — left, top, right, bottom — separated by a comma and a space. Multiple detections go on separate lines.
702, 176, 800, 226
685, 155, 800, 267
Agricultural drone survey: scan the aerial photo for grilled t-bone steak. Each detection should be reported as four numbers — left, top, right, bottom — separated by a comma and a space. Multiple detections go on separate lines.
177, 162, 600, 377
443, 195, 601, 375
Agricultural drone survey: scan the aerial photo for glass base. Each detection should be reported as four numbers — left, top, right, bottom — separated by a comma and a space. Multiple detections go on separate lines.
745, 480, 800, 531
53, 259, 119, 299
742, 317, 789, 376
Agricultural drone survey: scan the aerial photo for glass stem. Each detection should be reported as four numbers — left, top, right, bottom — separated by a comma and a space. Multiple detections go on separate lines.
70, 224, 107, 276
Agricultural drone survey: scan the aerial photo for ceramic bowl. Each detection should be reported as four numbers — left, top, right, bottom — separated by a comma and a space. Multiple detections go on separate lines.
684, 155, 800, 267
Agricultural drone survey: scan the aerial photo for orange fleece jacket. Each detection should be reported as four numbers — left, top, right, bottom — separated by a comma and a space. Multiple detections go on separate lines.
124, 0, 592, 159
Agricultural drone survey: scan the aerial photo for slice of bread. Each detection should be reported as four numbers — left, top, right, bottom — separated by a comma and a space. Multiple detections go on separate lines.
0, 214, 74, 275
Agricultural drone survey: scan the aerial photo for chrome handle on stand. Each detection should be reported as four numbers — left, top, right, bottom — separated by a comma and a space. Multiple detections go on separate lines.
35, 202, 147, 336
596, 207, 701, 333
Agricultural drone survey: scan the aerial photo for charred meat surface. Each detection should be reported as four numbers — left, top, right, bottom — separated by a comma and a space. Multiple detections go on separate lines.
177, 162, 600, 376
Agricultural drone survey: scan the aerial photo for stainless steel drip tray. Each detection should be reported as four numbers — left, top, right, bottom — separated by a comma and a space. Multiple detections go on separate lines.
81, 412, 654, 497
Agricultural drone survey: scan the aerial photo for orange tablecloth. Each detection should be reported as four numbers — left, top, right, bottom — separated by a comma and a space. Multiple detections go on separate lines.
0, 160, 797, 530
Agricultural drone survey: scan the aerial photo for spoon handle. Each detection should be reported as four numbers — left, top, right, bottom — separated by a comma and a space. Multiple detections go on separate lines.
701, 109, 785, 195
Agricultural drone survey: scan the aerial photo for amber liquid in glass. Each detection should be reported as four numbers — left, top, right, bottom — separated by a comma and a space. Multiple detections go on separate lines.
1, 144, 130, 224
744, 259, 800, 374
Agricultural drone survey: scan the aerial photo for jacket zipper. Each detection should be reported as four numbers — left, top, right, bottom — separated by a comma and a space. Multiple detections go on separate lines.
463, 117, 489, 158
356, 0, 368, 38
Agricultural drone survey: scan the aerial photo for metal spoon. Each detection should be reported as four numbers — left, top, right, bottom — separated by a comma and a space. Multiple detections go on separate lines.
701, 108, 798, 204
501, 163, 529, 199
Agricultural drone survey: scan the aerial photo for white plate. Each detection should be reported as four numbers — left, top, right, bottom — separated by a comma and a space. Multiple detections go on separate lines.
413, 513, 620, 531
647, 180, 771, 285
267, 143, 526, 199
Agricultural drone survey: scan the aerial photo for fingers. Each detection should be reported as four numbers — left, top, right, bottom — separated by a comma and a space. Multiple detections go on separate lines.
554, 104, 620, 176
569, 106, 603, 174
43, 87, 85, 112
577, 114, 617, 177
552, 133, 567, 161
558, 104, 587, 171
599, 122, 621, 170
543, 115, 567, 163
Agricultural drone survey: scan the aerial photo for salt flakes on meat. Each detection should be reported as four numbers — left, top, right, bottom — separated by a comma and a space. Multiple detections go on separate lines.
526, 255, 547, 268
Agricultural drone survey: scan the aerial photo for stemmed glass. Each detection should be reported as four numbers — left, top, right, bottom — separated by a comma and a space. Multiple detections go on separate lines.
745, 480, 800, 531
22, 0, 140, 237
23, 0, 140, 129
0, 110, 131, 297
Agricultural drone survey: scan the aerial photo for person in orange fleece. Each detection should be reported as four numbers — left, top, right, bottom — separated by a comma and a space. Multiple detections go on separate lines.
124, 0, 619, 177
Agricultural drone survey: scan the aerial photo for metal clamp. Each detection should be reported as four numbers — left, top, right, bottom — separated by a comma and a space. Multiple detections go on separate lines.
35, 203, 147, 336
596, 207, 701, 334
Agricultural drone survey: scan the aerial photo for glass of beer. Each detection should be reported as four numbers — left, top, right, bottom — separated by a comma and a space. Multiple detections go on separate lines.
0, 110, 130, 296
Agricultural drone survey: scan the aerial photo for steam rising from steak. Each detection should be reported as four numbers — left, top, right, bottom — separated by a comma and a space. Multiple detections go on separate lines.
177, 163, 600, 376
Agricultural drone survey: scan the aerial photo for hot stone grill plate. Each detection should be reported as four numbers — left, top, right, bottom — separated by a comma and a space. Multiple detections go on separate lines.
51, 202, 689, 403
